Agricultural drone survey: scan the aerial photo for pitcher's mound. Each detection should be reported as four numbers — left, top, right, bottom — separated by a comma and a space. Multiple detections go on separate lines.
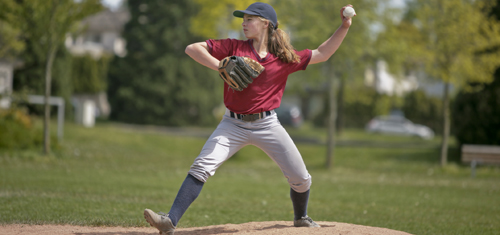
1, 221, 413, 235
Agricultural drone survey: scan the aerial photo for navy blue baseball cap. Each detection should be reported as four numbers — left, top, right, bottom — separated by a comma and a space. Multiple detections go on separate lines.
233, 2, 278, 29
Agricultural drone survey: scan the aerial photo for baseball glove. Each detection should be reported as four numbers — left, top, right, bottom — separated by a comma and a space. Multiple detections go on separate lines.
218, 56, 265, 91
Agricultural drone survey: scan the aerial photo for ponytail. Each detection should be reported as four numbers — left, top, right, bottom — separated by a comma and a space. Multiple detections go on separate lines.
263, 19, 300, 63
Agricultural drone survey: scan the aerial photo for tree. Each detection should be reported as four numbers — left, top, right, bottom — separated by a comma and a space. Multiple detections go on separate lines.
402, 90, 443, 135
377, 0, 500, 166
0, 0, 103, 154
107, 0, 221, 126
72, 54, 111, 94
451, 0, 500, 147
275, 0, 385, 168
411, 0, 500, 166
452, 69, 500, 146
190, 0, 262, 38
0, 20, 25, 60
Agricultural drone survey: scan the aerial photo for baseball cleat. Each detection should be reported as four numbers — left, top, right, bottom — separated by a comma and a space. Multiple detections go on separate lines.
144, 209, 176, 235
294, 215, 321, 227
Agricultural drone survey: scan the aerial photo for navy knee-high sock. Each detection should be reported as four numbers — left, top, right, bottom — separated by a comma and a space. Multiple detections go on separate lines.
168, 174, 204, 226
290, 188, 310, 220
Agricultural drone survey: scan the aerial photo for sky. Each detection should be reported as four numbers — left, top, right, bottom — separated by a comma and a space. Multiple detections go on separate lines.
390, 0, 406, 9
101, 0, 123, 10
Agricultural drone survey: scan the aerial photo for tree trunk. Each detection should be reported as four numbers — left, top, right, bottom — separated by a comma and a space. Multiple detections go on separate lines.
300, 91, 311, 120
440, 82, 450, 166
326, 65, 337, 169
337, 76, 345, 135
43, 46, 57, 155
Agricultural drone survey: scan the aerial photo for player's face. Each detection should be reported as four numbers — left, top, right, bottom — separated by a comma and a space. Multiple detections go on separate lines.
242, 14, 267, 39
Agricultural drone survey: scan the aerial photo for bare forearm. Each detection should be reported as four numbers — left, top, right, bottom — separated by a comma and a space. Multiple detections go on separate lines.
185, 42, 219, 71
310, 25, 350, 64
320, 25, 349, 57
310, 5, 354, 64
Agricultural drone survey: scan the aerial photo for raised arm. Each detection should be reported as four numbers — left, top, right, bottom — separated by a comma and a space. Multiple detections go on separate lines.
309, 5, 355, 65
185, 42, 220, 71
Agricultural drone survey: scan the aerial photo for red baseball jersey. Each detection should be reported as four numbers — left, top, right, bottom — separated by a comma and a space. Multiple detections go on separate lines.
207, 38, 312, 114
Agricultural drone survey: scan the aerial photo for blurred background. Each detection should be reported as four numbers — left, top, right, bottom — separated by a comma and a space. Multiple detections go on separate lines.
1, 1, 500, 233
0, 0, 499, 162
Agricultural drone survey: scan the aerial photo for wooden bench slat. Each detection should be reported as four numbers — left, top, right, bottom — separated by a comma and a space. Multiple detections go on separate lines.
461, 144, 500, 177
462, 145, 500, 154
462, 158, 500, 163
463, 153, 500, 159
461, 145, 500, 163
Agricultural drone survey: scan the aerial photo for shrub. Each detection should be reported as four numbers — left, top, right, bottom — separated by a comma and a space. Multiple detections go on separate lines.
0, 107, 35, 149
341, 86, 394, 128
402, 90, 443, 135
0, 107, 57, 150
72, 53, 111, 94
451, 69, 500, 145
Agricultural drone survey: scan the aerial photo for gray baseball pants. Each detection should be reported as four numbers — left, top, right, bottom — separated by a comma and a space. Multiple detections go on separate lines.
188, 109, 312, 193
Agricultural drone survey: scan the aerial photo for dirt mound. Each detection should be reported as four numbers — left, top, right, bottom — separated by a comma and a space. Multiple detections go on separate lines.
1, 221, 412, 235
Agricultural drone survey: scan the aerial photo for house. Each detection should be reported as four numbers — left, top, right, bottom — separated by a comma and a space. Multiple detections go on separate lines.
65, 8, 130, 126
364, 60, 419, 96
65, 9, 129, 58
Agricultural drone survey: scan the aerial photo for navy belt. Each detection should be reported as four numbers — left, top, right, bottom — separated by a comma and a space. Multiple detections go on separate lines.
230, 111, 272, 122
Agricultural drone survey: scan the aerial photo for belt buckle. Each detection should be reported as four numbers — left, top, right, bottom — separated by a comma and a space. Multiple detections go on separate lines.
241, 113, 260, 122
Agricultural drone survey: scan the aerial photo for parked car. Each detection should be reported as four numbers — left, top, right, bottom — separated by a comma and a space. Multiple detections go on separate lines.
275, 104, 303, 128
365, 115, 434, 139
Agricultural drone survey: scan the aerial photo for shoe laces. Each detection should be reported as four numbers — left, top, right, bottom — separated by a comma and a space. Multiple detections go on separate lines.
158, 212, 168, 217
302, 216, 314, 223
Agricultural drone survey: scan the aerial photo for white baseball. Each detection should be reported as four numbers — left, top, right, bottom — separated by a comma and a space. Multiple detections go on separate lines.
343, 6, 356, 18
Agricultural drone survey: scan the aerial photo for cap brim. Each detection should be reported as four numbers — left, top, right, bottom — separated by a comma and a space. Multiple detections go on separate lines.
233, 10, 257, 18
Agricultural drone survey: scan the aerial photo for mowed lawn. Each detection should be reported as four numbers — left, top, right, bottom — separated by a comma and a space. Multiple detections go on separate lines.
0, 121, 499, 235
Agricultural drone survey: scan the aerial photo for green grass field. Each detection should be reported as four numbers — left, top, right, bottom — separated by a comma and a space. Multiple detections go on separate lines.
1, 121, 499, 235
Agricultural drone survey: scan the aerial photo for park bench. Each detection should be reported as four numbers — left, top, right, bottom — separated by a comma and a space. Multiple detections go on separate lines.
461, 144, 500, 177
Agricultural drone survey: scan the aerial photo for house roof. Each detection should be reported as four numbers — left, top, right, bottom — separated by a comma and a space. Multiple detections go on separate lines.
80, 9, 130, 33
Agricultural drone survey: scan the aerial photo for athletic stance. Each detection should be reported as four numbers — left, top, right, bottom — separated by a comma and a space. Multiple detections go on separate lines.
144, 2, 354, 234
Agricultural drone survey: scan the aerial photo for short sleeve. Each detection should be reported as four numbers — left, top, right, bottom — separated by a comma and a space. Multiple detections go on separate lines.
292, 49, 312, 72
206, 38, 238, 60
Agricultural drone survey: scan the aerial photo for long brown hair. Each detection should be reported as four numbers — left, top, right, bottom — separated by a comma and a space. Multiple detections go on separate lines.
260, 17, 300, 63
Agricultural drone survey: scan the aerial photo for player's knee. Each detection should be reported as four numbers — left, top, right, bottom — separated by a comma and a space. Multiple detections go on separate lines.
289, 175, 311, 193
188, 166, 211, 183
